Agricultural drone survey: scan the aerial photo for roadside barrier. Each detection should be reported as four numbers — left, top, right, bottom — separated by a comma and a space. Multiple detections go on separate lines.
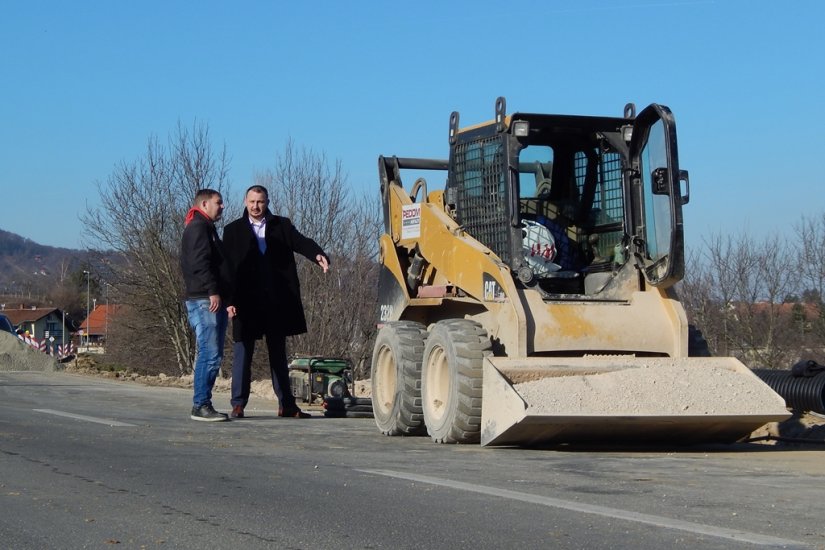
16, 333, 75, 359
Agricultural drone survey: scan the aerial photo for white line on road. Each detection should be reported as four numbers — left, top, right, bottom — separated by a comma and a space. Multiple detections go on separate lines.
33, 409, 136, 427
358, 469, 809, 548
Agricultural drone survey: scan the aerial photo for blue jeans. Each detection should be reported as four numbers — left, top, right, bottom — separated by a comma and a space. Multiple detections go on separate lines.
185, 299, 228, 408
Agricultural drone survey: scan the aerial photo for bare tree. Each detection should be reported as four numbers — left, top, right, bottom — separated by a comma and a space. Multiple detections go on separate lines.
682, 233, 802, 368
82, 121, 230, 375
677, 248, 723, 354
794, 214, 825, 361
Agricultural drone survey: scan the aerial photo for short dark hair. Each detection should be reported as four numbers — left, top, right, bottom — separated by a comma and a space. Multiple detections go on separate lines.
245, 185, 269, 198
194, 189, 221, 204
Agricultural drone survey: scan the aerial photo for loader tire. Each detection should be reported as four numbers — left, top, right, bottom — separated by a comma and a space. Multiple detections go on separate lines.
421, 319, 491, 444
371, 321, 427, 436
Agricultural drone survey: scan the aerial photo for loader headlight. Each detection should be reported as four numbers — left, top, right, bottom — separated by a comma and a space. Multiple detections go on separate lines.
513, 120, 530, 137
622, 125, 633, 143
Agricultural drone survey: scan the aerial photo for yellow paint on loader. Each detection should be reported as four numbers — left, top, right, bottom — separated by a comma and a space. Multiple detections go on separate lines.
372, 99, 791, 446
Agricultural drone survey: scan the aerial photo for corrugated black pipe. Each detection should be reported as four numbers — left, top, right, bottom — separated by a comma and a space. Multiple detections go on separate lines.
752, 368, 825, 414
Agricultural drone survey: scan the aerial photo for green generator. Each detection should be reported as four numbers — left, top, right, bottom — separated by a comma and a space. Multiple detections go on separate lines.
288, 356, 353, 405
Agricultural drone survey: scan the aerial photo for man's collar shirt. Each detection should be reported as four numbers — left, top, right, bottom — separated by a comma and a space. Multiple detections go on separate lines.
249, 217, 267, 254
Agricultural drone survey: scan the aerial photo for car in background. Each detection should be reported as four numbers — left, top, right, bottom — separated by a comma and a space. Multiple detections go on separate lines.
0, 313, 15, 334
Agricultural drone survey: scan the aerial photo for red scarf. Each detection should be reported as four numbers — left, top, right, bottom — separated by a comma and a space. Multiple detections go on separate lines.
184, 207, 210, 226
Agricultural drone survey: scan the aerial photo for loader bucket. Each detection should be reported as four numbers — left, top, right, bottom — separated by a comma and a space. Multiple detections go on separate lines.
480, 356, 791, 447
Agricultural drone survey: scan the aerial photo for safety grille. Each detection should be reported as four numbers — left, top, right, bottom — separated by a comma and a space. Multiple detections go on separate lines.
596, 152, 623, 219
575, 150, 625, 259
453, 136, 510, 263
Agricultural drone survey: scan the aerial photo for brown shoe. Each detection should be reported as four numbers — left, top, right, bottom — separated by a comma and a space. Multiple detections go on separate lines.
230, 405, 244, 419
278, 407, 310, 418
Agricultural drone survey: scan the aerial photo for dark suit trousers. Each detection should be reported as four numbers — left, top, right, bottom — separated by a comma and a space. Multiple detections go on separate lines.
230, 332, 297, 410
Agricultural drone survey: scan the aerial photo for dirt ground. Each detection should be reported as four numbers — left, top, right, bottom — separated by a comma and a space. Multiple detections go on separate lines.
63, 353, 373, 401
749, 411, 825, 445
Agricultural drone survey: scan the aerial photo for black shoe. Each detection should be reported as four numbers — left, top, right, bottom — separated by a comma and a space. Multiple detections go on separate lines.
278, 406, 311, 418
190, 404, 229, 422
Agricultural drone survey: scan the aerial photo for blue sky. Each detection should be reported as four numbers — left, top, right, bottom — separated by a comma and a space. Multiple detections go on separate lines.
1, 0, 823, 252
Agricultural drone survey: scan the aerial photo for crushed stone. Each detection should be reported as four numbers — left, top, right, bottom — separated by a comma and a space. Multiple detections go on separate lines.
0, 331, 58, 372
514, 362, 784, 415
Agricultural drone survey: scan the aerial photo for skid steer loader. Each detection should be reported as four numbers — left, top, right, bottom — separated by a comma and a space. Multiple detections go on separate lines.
371, 97, 790, 446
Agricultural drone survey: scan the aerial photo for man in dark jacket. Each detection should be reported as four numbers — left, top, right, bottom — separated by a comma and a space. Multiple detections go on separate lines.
224, 185, 329, 419
180, 188, 231, 422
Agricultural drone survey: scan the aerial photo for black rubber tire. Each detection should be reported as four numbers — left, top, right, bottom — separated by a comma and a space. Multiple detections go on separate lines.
421, 319, 491, 444
688, 325, 712, 357
345, 405, 374, 413
370, 321, 428, 436
346, 411, 375, 418
342, 397, 372, 408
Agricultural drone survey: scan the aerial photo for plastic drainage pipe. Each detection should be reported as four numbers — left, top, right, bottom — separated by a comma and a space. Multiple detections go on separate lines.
752, 369, 825, 414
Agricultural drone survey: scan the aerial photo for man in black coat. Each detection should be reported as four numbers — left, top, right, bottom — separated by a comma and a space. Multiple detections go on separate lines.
224, 185, 329, 419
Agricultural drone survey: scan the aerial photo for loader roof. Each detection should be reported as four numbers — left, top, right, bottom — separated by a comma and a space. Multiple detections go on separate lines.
457, 112, 630, 138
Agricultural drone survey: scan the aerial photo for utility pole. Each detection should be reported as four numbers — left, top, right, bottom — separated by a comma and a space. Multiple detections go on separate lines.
104, 282, 111, 348
83, 270, 90, 349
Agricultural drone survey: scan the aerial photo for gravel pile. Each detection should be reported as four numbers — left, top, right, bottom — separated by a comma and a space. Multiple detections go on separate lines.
0, 331, 58, 372
514, 360, 784, 415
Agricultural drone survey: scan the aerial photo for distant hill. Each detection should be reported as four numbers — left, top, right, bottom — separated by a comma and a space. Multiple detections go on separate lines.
0, 229, 91, 293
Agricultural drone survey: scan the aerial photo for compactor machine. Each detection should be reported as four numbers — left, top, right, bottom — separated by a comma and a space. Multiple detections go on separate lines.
371, 98, 789, 446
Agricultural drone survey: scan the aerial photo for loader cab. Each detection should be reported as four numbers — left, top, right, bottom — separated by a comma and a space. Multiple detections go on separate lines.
446, 98, 687, 296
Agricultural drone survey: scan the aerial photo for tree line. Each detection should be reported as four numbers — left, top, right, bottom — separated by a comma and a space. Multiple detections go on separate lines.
680, 217, 825, 369
78, 122, 825, 379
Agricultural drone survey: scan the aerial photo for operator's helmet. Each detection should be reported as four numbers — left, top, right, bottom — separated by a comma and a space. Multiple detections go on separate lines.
521, 219, 561, 277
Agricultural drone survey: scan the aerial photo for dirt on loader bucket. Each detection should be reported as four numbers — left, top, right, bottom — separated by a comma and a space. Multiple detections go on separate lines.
480, 356, 791, 447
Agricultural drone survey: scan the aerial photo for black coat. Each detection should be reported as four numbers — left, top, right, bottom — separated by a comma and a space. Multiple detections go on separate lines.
223, 210, 328, 340
180, 212, 230, 300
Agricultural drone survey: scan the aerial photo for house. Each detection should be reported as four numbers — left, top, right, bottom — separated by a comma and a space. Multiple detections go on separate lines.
78, 303, 122, 346
1, 305, 71, 352
731, 301, 821, 329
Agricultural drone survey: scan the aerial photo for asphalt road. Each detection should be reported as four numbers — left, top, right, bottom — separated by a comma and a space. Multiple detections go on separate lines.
1, 370, 823, 549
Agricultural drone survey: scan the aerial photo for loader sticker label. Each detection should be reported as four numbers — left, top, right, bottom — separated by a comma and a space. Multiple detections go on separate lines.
401, 204, 421, 239
379, 304, 394, 322
483, 273, 506, 302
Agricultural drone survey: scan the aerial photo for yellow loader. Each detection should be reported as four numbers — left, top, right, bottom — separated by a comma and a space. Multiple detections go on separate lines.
371, 98, 789, 446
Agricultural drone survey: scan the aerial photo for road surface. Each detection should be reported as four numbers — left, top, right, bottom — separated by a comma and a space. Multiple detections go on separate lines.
1, 370, 823, 549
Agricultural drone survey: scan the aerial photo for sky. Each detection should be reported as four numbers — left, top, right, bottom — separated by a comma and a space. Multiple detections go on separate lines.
1, 0, 823, 253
